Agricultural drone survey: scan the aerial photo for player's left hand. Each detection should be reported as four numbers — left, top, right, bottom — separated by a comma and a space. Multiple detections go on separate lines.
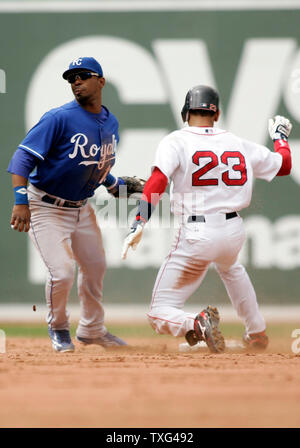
268, 115, 292, 141
118, 176, 146, 198
121, 221, 145, 259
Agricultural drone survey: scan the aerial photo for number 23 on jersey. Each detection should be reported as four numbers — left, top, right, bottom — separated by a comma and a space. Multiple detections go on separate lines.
192, 150, 247, 186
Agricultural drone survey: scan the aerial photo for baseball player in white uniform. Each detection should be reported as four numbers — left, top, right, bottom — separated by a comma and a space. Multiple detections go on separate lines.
122, 85, 292, 352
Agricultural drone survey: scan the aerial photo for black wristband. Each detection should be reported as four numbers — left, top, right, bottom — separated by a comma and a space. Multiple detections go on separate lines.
135, 199, 155, 223
273, 132, 288, 142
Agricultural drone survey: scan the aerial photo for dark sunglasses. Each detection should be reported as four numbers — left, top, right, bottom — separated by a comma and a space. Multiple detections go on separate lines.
67, 71, 100, 84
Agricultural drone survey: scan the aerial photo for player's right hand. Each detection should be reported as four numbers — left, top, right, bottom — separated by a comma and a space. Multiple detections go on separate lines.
268, 115, 292, 141
121, 222, 145, 260
10, 205, 31, 232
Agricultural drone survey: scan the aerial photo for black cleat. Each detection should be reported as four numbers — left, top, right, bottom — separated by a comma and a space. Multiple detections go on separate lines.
193, 306, 225, 353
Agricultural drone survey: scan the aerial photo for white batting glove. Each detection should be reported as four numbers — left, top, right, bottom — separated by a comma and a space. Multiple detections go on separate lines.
121, 222, 145, 260
268, 115, 292, 141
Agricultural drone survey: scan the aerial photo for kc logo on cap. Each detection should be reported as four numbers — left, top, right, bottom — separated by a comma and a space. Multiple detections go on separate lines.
62, 57, 103, 79
71, 58, 83, 66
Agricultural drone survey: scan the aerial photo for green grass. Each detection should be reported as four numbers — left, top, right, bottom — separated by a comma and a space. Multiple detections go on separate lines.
0, 323, 161, 338
0, 322, 298, 339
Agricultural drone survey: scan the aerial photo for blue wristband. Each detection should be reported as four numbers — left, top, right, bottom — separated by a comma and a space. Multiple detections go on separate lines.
14, 186, 29, 205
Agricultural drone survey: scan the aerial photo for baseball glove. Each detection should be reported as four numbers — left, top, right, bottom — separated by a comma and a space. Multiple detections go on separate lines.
118, 176, 146, 198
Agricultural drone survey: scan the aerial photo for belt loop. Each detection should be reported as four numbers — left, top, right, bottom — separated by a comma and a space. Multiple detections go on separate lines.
187, 215, 206, 223
187, 212, 238, 223
55, 198, 64, 207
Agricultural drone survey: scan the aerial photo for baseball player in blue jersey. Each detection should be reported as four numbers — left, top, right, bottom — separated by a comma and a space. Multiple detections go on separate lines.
8, 57, 144, 352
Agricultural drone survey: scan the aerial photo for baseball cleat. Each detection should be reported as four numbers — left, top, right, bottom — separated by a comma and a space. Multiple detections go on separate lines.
48, 327, 75, 352
243, 330, 269, 349
190, 306, 225, 353
76, 331, 128, 348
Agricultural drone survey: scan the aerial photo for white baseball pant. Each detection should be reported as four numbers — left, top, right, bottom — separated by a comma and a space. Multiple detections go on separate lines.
28, 185, 107, 338
147, 214, 266, 337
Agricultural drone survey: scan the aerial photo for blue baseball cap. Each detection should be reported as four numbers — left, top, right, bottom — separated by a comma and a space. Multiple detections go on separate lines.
62, 57, 103, 79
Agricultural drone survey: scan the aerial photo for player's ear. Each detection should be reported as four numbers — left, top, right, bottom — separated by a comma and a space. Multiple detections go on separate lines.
98, 77, 105, 88
214, 109, 220, 122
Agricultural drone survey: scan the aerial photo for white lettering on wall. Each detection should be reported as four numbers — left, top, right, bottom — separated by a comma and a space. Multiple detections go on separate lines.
25, 35, 300, 281
28, 214, 300, 283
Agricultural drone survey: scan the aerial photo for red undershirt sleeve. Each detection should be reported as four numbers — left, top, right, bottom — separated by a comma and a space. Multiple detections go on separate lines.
135, 167, 168, 224
141, 167, 168, 204
274, 140, 292, 176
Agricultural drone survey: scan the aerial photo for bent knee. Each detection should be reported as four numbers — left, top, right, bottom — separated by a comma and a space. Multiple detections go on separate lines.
147, 310, 164, 334
146, 309, 173, 335
49, 263, 76, 286
80, 258, 107, 280
216, 262, 246, 278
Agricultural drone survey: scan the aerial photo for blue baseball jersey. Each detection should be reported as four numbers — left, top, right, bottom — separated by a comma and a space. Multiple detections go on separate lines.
11, 100, 119, 201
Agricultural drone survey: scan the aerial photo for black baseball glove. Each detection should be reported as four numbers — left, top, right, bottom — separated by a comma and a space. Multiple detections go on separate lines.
110, 176, 146, 198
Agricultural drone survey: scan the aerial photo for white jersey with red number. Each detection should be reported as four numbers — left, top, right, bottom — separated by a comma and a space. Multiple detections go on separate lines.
153, 126, 282, 216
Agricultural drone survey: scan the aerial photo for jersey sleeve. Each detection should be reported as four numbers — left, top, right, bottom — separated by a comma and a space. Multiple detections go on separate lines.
17, 111, 59, 161
152, 134, 180, 180
242, 139, 282, 182
7, 147, 38, 178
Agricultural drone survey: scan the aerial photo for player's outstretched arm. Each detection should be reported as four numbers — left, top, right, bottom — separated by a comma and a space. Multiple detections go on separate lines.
10, 174, 31, 233
268, 115, 292, 176
103, 173, 146, 198
121, 167, 168, 259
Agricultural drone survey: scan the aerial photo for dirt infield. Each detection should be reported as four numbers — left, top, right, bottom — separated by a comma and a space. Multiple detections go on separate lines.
0, 336, 300, 428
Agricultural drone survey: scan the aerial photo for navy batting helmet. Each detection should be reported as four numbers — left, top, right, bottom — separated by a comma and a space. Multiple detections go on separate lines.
181, 85, 219, 122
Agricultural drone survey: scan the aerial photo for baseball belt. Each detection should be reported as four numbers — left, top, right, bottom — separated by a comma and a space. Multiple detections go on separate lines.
41, 194, 87, 208
187, 212, 238, 223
